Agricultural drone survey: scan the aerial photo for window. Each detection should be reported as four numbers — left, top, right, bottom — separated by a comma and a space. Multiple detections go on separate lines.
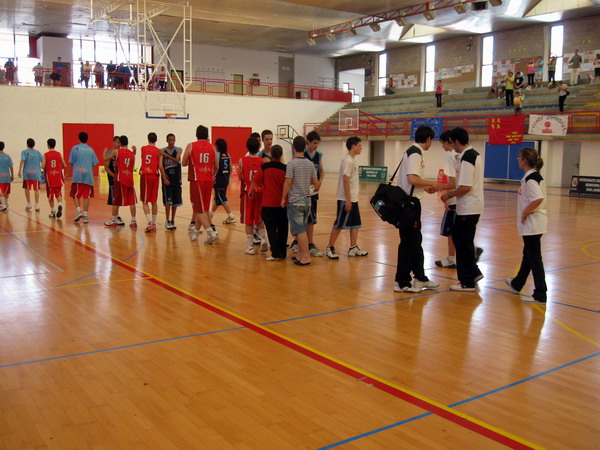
424, 45, 436, 92
481, 36, 494, 87
378, 53, 387, 96
342, 82, 349, 93
550, 25, 564, 80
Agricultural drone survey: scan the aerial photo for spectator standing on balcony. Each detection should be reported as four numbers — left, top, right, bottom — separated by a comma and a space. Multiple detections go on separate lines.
4, 58, 16, 85
594, 53, 600, 85
82, 61, 92, 88
33, 62, 44, 86
106, 60, 116, 88
569, 49, 583, 86
557, 81, 568, 112
547, 56, 557, 87
158, 66, 168, 91
505, 71, 515, 106
526, 59, 535, 87
435, 79, 443, 107
94, 61, 104, 88
534, 56, 544, 88
53, 57, 63, 86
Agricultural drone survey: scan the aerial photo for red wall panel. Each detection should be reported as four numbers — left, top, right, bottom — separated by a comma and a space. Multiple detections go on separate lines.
211, 126, 253, 179
62, 123, 115, 176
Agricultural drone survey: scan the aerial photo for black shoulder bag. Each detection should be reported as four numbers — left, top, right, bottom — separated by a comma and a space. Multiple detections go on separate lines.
369, 156, 418, 229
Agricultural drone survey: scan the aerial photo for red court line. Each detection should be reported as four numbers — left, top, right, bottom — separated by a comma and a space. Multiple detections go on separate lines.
23, 214, 535, 449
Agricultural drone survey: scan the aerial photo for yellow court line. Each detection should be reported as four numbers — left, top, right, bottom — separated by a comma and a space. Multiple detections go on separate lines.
582, 243, 600, 260
1, 276, 150, 297
533, 305, 600, 348
41, 222, 543, 450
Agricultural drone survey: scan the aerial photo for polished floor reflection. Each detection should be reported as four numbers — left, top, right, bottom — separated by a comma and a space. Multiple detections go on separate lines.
0, 177, 598, 448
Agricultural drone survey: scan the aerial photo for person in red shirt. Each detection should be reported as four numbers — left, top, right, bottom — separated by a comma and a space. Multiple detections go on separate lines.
140, 132, 161, 232
250, 145, 287, 260
182, 125, 219, 244
239, 137, 268, 255
103, 135, 138, 228
42, 138, 67, 219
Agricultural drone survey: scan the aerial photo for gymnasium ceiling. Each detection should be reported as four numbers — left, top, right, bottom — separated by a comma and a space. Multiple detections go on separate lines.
1, 0, 599, 57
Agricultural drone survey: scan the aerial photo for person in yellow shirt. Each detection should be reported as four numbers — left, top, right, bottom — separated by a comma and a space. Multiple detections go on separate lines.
514, 91, 524, 114
505, 71, 515, 107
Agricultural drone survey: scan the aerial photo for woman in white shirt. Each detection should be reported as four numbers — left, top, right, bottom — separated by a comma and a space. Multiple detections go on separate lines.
505, 147, 547, 304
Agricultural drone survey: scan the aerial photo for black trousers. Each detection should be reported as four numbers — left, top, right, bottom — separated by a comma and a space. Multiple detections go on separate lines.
511, 235, 547, 301
452, 214, 482, 288
435, 93, 442, 107
395, 199, 428, 287
559, 95, 566, 112
548, 70, 555, 83
262, 206, 288, 259
527, 73, 535, 85
505, 89, 514, 106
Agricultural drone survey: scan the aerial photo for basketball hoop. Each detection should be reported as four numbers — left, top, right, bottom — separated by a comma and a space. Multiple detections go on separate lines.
165, 113, 178, 120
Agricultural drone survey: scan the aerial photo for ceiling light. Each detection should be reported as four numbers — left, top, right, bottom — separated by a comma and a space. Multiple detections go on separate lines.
347, 28, 357, 36
307, 38, 316, 46
454, 2, 468, 14
326, 33, 336, 41
369, 23, 381, 32
489, 0, 502, 5
423, 9, 436, 20
395, 16, 408, 26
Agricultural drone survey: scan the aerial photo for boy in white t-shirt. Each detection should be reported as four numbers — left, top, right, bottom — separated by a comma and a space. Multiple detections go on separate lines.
325, 136, 368, 259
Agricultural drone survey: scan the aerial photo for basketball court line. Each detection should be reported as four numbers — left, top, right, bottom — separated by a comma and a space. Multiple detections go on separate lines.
321, 350, 600, 448
9, 211, 540, 449
0, 223, 64, 272
0, 276, 150, 298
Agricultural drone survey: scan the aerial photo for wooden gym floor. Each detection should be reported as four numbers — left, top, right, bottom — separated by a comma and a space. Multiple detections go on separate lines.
0, 175, 598, 449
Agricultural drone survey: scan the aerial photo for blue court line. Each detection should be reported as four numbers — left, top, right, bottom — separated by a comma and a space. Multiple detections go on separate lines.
0, 326, 244, 369
483, 187, 573, 198
320, 350, 600, 449
551, 302, 600, 313
0, 223, 63, 272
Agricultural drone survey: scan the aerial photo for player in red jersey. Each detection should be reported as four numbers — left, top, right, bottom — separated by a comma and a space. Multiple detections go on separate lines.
239, 136, 268, 255
42, 138, 67, 219
103, 135, 138, 228
140, 132, 161, 232
182, 125, 219, 244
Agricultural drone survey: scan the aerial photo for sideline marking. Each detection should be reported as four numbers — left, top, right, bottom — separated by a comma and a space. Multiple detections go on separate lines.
532, 305, 600, 348
23, 219, 540, 449
0, 276, 149, 298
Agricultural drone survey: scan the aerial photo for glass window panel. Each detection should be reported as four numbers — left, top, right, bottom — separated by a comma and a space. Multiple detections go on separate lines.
425, 71, 435, 92
550, 25, 563, 57
481, 64, 493, 87
96, 39, 116, 64
482, 36, 494, 65
72, 38, 82, 63
426, 45, 436, 71
81, 40, 95, 63
0, 32, 15, 58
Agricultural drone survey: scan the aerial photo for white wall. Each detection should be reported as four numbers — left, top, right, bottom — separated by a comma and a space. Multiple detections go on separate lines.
294, 54, 335, 87
541, 140, 600, 187
318, 140, 371, 175
338, 69, 365, 100
0, 85, 345, 164
37, 36, 73, 68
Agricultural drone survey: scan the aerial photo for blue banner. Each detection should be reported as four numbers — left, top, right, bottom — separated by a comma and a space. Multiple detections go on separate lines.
410, 118, 445, 140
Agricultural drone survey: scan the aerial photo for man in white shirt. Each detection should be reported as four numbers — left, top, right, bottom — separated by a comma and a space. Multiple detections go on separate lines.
394, 126, 442, 293
441, 127, 484, 291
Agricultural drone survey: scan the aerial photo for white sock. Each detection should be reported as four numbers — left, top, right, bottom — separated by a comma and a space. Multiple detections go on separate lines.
448, 255, 456, 263
0, 197, 5, 206
246, 235, 254, 246
77, 207, 82, 213
258, 228, 266, 239
146, 214, 152, 224
58, 202, 62, 207
228, 212, 234, 218
83, 211, 88, 217
152, 215, 157, 223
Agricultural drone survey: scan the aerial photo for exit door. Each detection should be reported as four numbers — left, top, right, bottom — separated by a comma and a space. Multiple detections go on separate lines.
561, 143, 580, 188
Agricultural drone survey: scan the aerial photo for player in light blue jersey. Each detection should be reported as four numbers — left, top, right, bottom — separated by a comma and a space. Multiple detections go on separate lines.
0, 141, 14, 211
68, 131, 99, 223
18, 138, 44, 211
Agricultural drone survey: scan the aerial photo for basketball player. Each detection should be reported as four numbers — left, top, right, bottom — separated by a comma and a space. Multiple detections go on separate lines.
258, 129, 274, 161
304, 131, 324, 257
42, 138, 66, 218
211, 138, 236, 224
239, 137, 267, 254
0, 142, 14, 211
103, 135, 137, 228
159, 133, 182, 230
140, 132, 161, 232
18, 138, 43, 211
68, 131, 98, 223
182, 125, 218, 244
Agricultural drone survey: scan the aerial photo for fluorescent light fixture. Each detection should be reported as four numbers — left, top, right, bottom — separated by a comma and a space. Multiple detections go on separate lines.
347, 28, 357, 36
423, 9, 436, 20
369, 23, 381, 32
326, 33, 336, 41
307, 38, 316, 46
454, 2, 468, 14
489, 0, 502, 6
395, 16, 408, 26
